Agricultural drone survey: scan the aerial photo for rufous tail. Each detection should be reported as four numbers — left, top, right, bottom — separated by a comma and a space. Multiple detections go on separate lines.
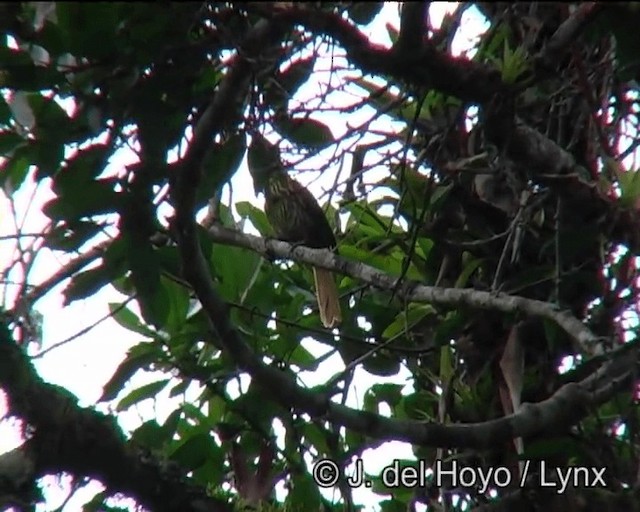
312, 267, 342, 328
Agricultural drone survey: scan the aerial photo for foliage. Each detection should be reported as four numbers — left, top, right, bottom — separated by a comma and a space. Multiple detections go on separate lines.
1, 2, 639, 512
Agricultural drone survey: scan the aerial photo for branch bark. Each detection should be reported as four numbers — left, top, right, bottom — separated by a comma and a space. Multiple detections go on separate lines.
0, 326, 232, 512
205, 225, 603, 356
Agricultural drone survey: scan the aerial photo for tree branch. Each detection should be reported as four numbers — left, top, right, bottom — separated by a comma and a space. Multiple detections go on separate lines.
536, 3, 604, 72
0, 327, 232, 512
247, 4, 505, 103
395, 1, 428, 54
205, 225, 603, 356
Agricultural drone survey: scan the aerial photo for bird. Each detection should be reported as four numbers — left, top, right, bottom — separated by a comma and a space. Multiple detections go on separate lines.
248, 134, 342, 328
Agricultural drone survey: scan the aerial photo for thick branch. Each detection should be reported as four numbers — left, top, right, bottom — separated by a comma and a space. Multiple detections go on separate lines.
0, 328, 231, 512
248, 4, 504, 103
395, 1, 428, 54
206, 225, 603, 356
536, 3, 604, 72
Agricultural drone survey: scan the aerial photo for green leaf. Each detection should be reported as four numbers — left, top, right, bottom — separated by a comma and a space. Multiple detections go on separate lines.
109, 303, 156, 338
122, 232, 169, 328
64, 245, 126, 305
300, 423, 330, 455
344, 202, 388, 234
440, 345, 454, 382
211, 244, 262, 303
170, 431, 217, 471
52, 145, 109, 194
56, 3, 122, 59
116, 379, 170, 412
274, 116, 334, 149
0, 131, 26, 154
130, 420, 169, 450
46, 220, 103, 252
100, 341, 160, 401
454, 256, 483, 288
362, 352, 401, 377
0, 46, 64, 90
348, 2, 384, 25
380, 499, 408, 512
43, 179, 120, 221
197, 133, 246, 210
162, 276, 191, 334
366, 383, 404, 409
236, 201, 273, 236
286, 473, 322, 511
382, 303, 436, 340
400, 391, 438, 420
0, 145, 31, 194
0, 94, 12, 124
340, 244, 422, 280
613, 163, 640, 208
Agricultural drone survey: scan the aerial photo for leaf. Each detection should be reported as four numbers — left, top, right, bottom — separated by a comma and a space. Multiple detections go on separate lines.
400, 391, 438, 420
265, 56, 315, 110
56, 3, 122, 59
439, 345, 454, 383
170, 431, 217, 471
110, 303, 156, 337
43, 179, 121, 221
100, 341, 160, 401
116, 379, 170, 412
344, 202, 388, 233
382, 303, 436, 340
0, 92, 12, 124
286, 473, 322, 511
197, 133, 246, 210
362, 352, 401, 377
8, 91, 35, 129
348, 2, 384, 25
365, 383, 404, 410
454, 256, 483, 288
0, 46, 64, 90
46, 220, 103, 252
235, 201, 274, 236
52, 144, 109, 194
130, 420, 168, 450
340, 244, 423, 281
0, 131, 26, 154
122, 232, 169, 328
64, 255, 125, 305
0, 145, 31, 195
162, 276, 191, 335
609, 158, 640, 209
350, 77, 427, 125
274, 116, 334, 149
300, 423, 330, 455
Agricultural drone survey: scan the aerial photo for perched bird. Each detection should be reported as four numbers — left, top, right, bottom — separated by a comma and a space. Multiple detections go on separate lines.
248, 134, 342, 328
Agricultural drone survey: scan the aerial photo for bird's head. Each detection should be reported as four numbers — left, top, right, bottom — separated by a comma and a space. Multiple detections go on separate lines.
247, 133, 283, 196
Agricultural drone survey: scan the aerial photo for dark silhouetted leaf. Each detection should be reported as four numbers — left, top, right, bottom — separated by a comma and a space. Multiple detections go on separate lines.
274, 116, 334, 149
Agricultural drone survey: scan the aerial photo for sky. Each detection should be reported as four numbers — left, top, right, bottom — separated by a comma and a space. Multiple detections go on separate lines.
0, 4, 489, 510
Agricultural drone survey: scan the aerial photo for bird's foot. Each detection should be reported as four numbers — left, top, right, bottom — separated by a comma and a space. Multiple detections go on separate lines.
287, 241, 306, 259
